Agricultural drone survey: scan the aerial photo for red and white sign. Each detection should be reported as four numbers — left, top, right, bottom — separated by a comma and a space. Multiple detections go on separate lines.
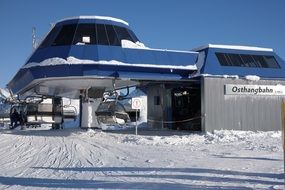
132, 98, 142, 110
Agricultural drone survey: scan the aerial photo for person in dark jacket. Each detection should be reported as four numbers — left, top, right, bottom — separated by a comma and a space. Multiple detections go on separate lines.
19, 111, 26, 130
10, 108, 20, 129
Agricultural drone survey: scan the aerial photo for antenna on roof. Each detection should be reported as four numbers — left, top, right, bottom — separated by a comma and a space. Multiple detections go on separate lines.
32, 27, 38, 50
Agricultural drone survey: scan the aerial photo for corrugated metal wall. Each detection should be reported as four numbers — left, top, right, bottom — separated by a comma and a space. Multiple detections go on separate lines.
202, 77, 285, 131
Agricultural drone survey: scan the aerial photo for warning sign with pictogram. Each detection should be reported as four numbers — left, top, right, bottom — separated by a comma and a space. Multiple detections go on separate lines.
132, 98, 142, 110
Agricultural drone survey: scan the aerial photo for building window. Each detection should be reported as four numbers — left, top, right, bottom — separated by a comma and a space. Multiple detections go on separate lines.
127, 29, 139, 42
105, 25, 120, 46
96, 24, 109, 45
154, 96, 160, 105
52, 24, 77, 46
216, 53, 280, 68
73, 24, 97, 45
264, 56, 280, 68
39, 26, 61, 49
39, 23, 140, 48
114, 26, 134, 43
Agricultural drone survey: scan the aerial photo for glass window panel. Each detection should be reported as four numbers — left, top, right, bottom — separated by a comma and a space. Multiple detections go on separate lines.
240, 55, 255, 67
128, 29, 140, 42
228, 54, 243, 66
105, 25, 120, 46
216, 53, 228, 66
52, 24, 77, 46
73, 24, 97, 45
96, 24, 109, 45
252, 55, 267, 67
114, 26, 133, 42
225, 54, 234, 66
39, 26, 61, 49
216, 53, 281, 69
264, 56, 280, 68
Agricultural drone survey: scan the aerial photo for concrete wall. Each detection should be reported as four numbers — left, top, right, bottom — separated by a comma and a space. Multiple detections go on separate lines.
146, 84, 166, 129
202, 77, 285, 132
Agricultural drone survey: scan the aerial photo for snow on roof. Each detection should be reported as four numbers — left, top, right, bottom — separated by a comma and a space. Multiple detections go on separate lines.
57, 16, 129, 26
192, 44, 273, 52
23, 56, 197, 70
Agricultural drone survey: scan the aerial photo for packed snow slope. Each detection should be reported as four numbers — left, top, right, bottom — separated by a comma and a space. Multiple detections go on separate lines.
0, 127, 283, 190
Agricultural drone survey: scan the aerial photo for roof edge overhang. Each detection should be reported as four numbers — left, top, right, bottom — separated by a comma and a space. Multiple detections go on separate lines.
194, 74, 285, 81
192, 44, 273, 52
56, 15, 129, 26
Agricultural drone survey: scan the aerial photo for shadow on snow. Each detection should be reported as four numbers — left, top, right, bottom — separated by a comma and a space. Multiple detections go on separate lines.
0, 175, 255, 190
6, 166, 279, 188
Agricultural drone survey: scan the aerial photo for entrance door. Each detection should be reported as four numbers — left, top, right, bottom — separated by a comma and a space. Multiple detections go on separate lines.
172, 86, 201, 130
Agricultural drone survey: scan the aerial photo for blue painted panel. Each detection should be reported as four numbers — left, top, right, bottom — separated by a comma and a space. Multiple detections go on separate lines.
123, 48, 142, 64
45, 46, 71, 60
24, 64, 192, 79
167, 51, 198, 66
29, 65, 83, 79
118, 71, 182, 80
122, 48, 198, 66
82, 46, 99, 61
8, 61, 196, 94
84, 69, 115, 77
96, 45, 112, 61
202, 50, 223, 75
8, 69, 34, 94
27, 44, 198, 68
109, 46, 127, 63
70, 46, 126, 63
69, 46, 84, 60
137, 49, 157, 65
67, 65, 84, 76
153, 50, 172, 65
27, 46, 71, 63
27, 49, 49, 63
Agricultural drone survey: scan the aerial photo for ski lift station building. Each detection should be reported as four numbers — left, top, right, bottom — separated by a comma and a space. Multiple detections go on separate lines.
147, 44, 285, 132
7, 16, 285, 132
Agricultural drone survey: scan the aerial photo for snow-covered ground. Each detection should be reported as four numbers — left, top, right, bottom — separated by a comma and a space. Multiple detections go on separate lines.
0, 126, 283, 190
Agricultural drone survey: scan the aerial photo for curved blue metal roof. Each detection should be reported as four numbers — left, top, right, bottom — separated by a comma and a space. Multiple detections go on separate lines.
7, 16, 198, 95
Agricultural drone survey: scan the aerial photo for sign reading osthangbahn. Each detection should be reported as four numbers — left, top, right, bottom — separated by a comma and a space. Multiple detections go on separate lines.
225, 84, 285, 96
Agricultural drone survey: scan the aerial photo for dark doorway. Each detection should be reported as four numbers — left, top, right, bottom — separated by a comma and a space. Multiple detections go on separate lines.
146, 81, 201, 131
171, 84, 201, 130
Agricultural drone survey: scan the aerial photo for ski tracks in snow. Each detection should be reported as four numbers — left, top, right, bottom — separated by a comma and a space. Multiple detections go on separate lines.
0, 128, 283, 190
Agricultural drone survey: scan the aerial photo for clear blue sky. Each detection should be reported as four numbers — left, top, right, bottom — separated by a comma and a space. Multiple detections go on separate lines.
0, 0, 285, 88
